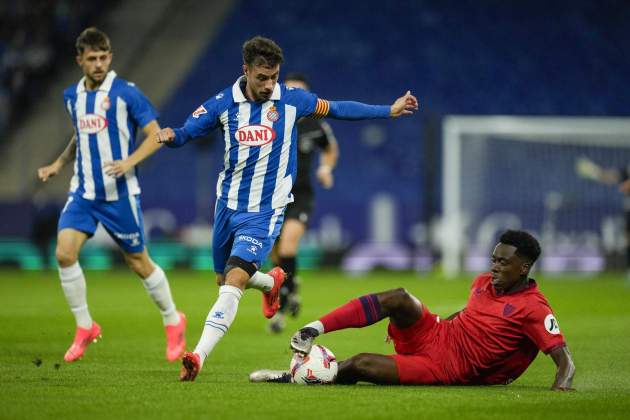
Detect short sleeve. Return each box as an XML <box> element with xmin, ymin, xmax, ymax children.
<box><xmin>125</xmin><ymin>84</ymin><xmax>159</xmax><ymax>128</ymax></box>
<box><xmin>521</xmin><ymin>300</ymin><xmax>566</xmax><ymax>354</ymax></box>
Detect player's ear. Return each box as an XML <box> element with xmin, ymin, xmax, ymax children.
<box><xmin>243</xmin><ymin>64</ymin><xmax>249</xmax><ymax>76</ymax></box>
<box><xmin>520</xmin><ymin>261</ymin><xmax>531</xmax><ymax>275</ymax></box>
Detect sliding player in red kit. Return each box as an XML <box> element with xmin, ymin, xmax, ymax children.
<box><xmin>250</xmin><ymin>230</ymin><xmax>576</xmax><ymax>390</ymax></box>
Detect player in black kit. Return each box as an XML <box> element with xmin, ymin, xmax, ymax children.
<box><xmin>269</xmin><ymin>73</ymin><xmax>339</xmax><ymax>333</ymax></box>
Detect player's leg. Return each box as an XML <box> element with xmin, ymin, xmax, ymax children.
<box><xmin>180</xmin><ymin>201</ymin><xmax>243</xmax><ymax>381</ymax></box>
<box><xmin>335</xmin><ymin>353</ymin><xmax>400</xmax><ymax>385</ymax></box>
<box><xmin>122</xmin><ymin>249</ymin><xmax>186</xmax><ymax>361</ymax></box>
<box><xmin>98</xmin><ymin>195</ymin><xmax>186</xmax><ymax>361</ymax></box>
<box><xmin>278</xmin><ymin>219</ymin><xmax>306</xmax><ymax>304</ymax></box>
<box><xmin>249</xmin><ymin>352</ymin><xmax>400</xmax><ymax>385</ymax></box>
<box><xmin>56</xmin><ymin>195</ymin><xmax>102</xmax><ymax>362</ymax></box>
<box><xmin>56</xmin><ymin>227</ymin><xmax>91</xmax><ymax>326</ymax></box>
<box><xmin>291</xmin><ymin>288</ymin><xmax>423</xmax><ymax>354</ymax></box>
<box><xmin>181</xmin><ymin>204</ymin><xmax>286</xmax><ymax>381</ymax></box>
<box><xmin>232</xmin><ymin>207</ymin><xmax>287</xmax><ymax>316</ymax></box>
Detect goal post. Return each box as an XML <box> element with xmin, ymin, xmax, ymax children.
<box><xmin>441</xmin><ymin>116</ymin><xmax>630</xmax><ymax>277</ymax></box>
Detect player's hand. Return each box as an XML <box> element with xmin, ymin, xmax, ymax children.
<box><xmin>316</xmin><ymin>165</ymin><xmax>334</xmax><ymax>189</ymax></box>
<box><xmin>37</xmin><ymin>161</ymin><xmax>62</xmax><ymax>182</ymax></box>
<box><xmin>156</xmin><ymin>127</ymin><xmax>176</xmax><ymax>143</ymax></box>
<box><xmin>620</xmin><ymin>179</ymin><xmax>630</xmax><ymax>194</ymax></box>
<box><xmin>574</xmin><ymin>156</ymin><xmax>602</xmax><ymax>181</ymax></box>
<box><xmin>103</xmin><ymin>160</ymin><xmax>132</xmax><ymax>178</ymax></box>
<box><xmin>390</xmin><ymin>90</ymin><xmax>419</xmax><ymax>118</ymax></box>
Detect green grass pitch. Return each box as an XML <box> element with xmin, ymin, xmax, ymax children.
<box><xmin>1</xmin><ymin>268</ymin><xmax>629</xmax><ymax>419</ymax></box>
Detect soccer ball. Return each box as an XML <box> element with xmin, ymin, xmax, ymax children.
<box><xmin>290</xmin><ymin>344</ymin><xmax>338</xmax><ymax>385</ymax></box>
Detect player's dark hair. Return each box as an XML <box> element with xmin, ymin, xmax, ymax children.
<box><xmin>76</xmin><ymin>27</ymin><xmax>111</xmax><ymax>55</ymax></box>
<box><xmin>242</xmin><ymin>36</ymin><xmax>284</xmax><ymax>68</ymax></box>
<box><xmin>499</xmin><ymin>230</ymin><xmax>541</xmax><ymax>264</ymax></box>
<box><xmin>284</xmin><ymin>72</ymin><xmax>309</xmax><ymax>87</ymax></box>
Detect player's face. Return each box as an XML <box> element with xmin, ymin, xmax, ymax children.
<box><xmin>490</xmin><ymin>243</ymin><xmax>529</xmax><ymax>293</ymax></box>
<box><xmin>243</xmin><ymin>63</ymin><xmax>280</xmax><ymax>102</ymax></box>
<box><xmin>76</xmin><ymin>47</ymin><xmax>112</xmax><ymax>87</ymax></box>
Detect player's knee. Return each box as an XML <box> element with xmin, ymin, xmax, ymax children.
<box><xmin>224</xmin><ymin>256</ymin><xmax>257</xmax><ymax>288</ymax></box>
<box><xmin>55</xmin><ymin>246</ymin><xmax>78</xmax><ymax>267</ymax></box>
<box><xmin>378</xmin><ymin>288</ymin><xmax>413</xmax><ymax>312</ymax></box>
<box><xmin>344</xmin><ymin>353</ymin><xmax>377</xmax><ymax>377</ymax></box>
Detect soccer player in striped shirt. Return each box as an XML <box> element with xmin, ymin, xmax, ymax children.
<box><xmin>156</xmin><ymin>36</ymin><xmax>418</xmax><ymax>381</ymax></box>
<box><xmin>37</xmin><ymin>28</ymin><xmax>186</xmax><ymax>363</ymax></box>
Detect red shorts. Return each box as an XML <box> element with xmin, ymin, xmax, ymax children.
<box><xmin>388</xmin><ymin>305</ymin><xmax>456</xmax><ymax>385</ymax></box>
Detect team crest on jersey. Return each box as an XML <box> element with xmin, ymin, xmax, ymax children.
<box><xmin>235</xmin><ymin>124</ymin><xmax>277</xmax><ymax>146</ymax></box>
<box><xmin>78</xmin><ymin>114</ymin><xmax>109</xmax><ymax>134</ymax></box>
<box><xmin>544</xmin><ymin>314</ymin><xmax>561</xmax><ymax>335</ymax></box>
<box><xmin>503</xmin><ymin>303</ymin><xmax>516</xmax><ymax>317</ymax></box>
<box><xmin>267</xmin><ymin>106</ymin><xmax>279</xmax><ymax>122</ymax></box>
<box><xmin>192</xmin><ymin>105</ymin><xmax>208</xmax><ymax>118</ymax></box>
<box><xmin>100</xmin><ymin>96</ymin><xmax>111</xmax><ymax>111</ymax></box>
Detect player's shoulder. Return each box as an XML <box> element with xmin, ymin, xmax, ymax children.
<box><xmin>186</xmin><ymin>86</ymin><xmax>232</xmax><ymax>121</ymax></box>
<box><xmin>192</xmin><ymin>86</ymin><xmax>232</xmax><ymax>114</ymax></box>
<box><xmin>63</xmin><ymin>83</ymin><xmax>78</xmax><ymax>99</ymax></box>
<box><xmin>204</xmin><ymin>86</ymin><xmax>232</xmax><ymax>108</ymax></box>
<box><xmin>111</xmin><ymin>76</ymin><xmax>145</xmax><ymax>96</ymax></box>
<box><xmin>281</xmin><ymin>84</ymin><xmax>316</xmax><ymax>104</ymax></box>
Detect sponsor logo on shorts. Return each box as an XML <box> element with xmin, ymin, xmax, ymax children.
<box><xmin>247</xmin><ymin>245</ymin><xmax>258</xmax><ymax>255</ymax></box>
<box><xmin>114</xmin><ymin>231</ymin><xmax>141</xmax><ymax>247</ymax></box>
<box><xmin>237</xmin><ymin>235</ymin><xmax>263</xmax><ymax>248</ymax></box>
<box><xmin>78</xmin><ymin>114</ymin><xmax>108</xmax><ymax>134</ymax></box>
<box><xmin>544</xmin><ymin>314</ymin><xmax>560</xmax><ymax>335</ymax></box>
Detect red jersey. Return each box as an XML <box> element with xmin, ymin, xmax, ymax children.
<box><xmin>448</xmin><ymin>273</ymin><xmax>566</xmax><ymax>384</ymax></box>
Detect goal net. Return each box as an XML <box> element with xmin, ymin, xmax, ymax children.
<box><xmin>441</xmin><ymin>116</ymin><xmax>630</xmax><ymax>276</ymax></box>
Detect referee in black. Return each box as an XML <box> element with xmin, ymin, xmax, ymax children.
<box><xmin>269</xmin><ymin>72</ymin><xmax>339</xmax><ymax>333</ymax></box>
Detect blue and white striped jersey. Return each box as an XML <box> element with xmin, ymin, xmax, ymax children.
<box><xmin>63</xmin><ymin>70</ymin><xmax>158</xmax><ymax>201</ymax></box>
<box><xmin>171</xmin><ymin>77</ymin><xmax>325</xmax><ymax>212</ymax></box>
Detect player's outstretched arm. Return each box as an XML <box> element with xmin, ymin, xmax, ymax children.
<box><xmin>104</xmin><ymin>120</ymin><xmax>163</xmax><ymax>178</ymax></box>
<box><xmin>37</xmin><ymin>134</ymin><xmax>77</xmax><ymax>182</ymax></box>
<box><xmin>389</xmin><ymin>91</ymin><xmax>419</xmax><ymax>118</ymax></box>
<box><xmin>318</xmin><ymin>91</ymin><xmax>419</xmax><ymax>121</ymax></box>
<box><xmin>549</xmin><ymin>345</ymin><xmax>576</xmax><ymax>391</ymax></box>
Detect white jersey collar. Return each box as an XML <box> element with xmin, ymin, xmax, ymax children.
<box><xmin>232</xmin><ymin>76</ymin><xmax>281</xmax><ymax>103</ymax></box>
<box><xmin>76</xmin><ymin>70</ymin><xmax>117</xmax><ymax>94</ymax></box>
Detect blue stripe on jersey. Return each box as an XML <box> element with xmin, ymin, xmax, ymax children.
<box><xmin>237</xmin><ymin>104</ymin><xmax>263</xmax><ymax>210</ymax></box>
<box><xmin>220</xmin><ymin>105</ymin><xmax>241</xmax><ymax>201</ymax></box>
<box><xmin>74</xmin><ymin>105</ymin><xmax>86</xmax><ymax>198</ymax></box>
<box><xmin>86</xmin><ymin>93</ymin><xmax>106</xmax><ymax>199</ymax></box>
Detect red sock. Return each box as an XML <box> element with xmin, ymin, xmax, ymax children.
<box><xmin>320</xmin><ymin>294</ymin><xmax>383</xmax><ymax>333</ymax></box>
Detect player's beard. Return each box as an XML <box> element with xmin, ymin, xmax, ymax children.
<box><xmin>257</xmin><ymin>90</ymin><xmax>272</xmax><ymax>101</ymax></box>
<box><xmin>88</xmin><ymin>70</ymin><xmax>106</xmax><ymax>86</ymax></box>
